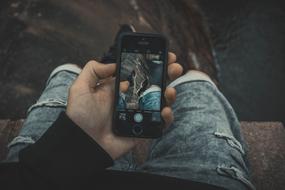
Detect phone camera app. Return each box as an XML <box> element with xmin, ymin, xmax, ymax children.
<box><xmin>117</xmin><ymin>51</ymin><xmax>163</xmax><ymax>124</ymax></box>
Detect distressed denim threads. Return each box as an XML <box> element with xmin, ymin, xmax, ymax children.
<box><xmin>7</xmin><ymin>64</ymin><xmax>81</xmax><ymax>162</ymax></box>
<box><xmin>6</xmin><ymin>67</ymin><xmax>254</xmax><ymax>190</ymax></box>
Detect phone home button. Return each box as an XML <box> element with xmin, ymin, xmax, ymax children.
<box><xmin>132</xmin><ymin>125</ymin><xmax>143</xmax><ymax>136</ymax></box>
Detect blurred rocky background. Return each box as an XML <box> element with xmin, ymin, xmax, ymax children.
<box><xmin>0</xmin><ymin>1</ymin><xmax>285</xmax><ymax>189</ymax></box>
<box><xmin>0</xmin><ymin>0</ymin><xmax>284</xmax><ymax>125</ymax></box>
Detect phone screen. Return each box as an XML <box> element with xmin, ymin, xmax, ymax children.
<box><xmin>113</xmin><ymin>34</ymin><xmax>167</xmax><ymax>138</ymax></box>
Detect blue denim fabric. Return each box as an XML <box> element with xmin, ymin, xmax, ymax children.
<box><xmin>137</xmin><ymin>82</ymin><xmax>254</xmax><ymax>190</ymax></box>
<box><xmin>118</xmin><ymin>91</ymin><xmax>160</xmax><ymax>111</ymax></box>
<box><xmin>113</xmin><ymin>81</ymin><xmax>255</xmax><ymax>190</ymax></box>
<box><xmin>6</xmin><ymin>70</ymin><xmax>78</xmax><ymax>162</ymax></box>
<box><xmin>6</xmin><ymin>68</ymin><xmax>254</xmax><ymax>190</ymax></box>
<box><xmin>139</xmin><ymin>91</ymin><xmax>160</xmax><ymax>111</ymax></box>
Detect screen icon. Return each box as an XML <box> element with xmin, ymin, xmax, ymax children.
<box><xmin>119</xmin><ymin>113</ymin><xmax>127</xmax><ymax>121</ymax></box>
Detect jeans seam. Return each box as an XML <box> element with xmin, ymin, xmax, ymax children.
<box><xmin>27</xmin><ymin>98</ymin><xmax>67</xmax><ymax>113</ymax></box>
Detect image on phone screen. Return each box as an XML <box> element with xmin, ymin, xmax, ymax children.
<box><xmin>116</xmin><ymin>50</ymin><xmax>163</xmax><ymax>125</ymax></box>
<box><xmin>113</xmin><ymin>34</ymin><xmax>167</xmax><ymax>138</ymax></box>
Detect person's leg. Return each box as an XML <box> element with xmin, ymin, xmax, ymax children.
<box><xmin>6</xmin><ymin>64</ymin><xmax>81</xmax><ymax>162</ymax></box>
<box><xmin>139</xmin><ymin>85</ymin><xmax>161</xmax><ymax>111</ymax></box>
<box><xmin>117</xmin><ymin>92</ymin><xmax>127</xmax><ymax>110</ymax></box>
<box><xmin>136</xmin><ymin>70</ymin><xmax>255</xmax><ymax>190</ymax></box>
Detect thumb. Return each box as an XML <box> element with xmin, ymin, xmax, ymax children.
<box><xmin>77</xmin><ymin>60</ymin><xmax>116</xmax><ymax>88</ymax></box>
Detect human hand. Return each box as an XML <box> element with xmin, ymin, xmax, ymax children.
<box><xmin>66</xmin><ymin>53</ymin><xmax>183</xmax><ymax>160</ymax></box>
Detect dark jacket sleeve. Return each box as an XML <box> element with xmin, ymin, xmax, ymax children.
<box><xmin>0</xmin><ymin>112</ymin><xmax>114</xmax><ymax>188</ymax></box>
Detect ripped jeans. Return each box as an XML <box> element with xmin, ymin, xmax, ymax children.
<box><xmin>118</xmin><ymin>85</ymin><xmax>161</xmax><ymax>111</ymax></box>
<box><xmin>6</xmin><ymin>65</ymin><xmax>255</xmax><ymax>190</ymax></box>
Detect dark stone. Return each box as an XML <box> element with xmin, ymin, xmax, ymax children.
<box><xmin>241</xmin><ymin>122</ymin><xmax>285</xmax><ymax>190</ymax></box>
<box><xmin>198</xmin><ymin>0</ymin><xmax>285</xmax><ymax>124</ymax></box>
<box><xmin>0</xmin><ymin>119</ymin><xmax>23</xmax><ymax>161</ymax></box>
<box><xmin>0</xmin><ymin>0</ymin><xmax>217</xmax><ymax>119</ymax></box>
<box><xmin>1</xmin><ymin>0</ymin><xmax>284</xmax><ymax>123</ymax></box>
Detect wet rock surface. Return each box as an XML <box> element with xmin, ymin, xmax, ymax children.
<box><xmin>0</xmin><ymin>0</ymin><xmax>284</xmax><ymax>124</ymax></box>
<box><xmin>241</xmin><ymin>122</ymin><xmax>285</xmax><ymax>190</ymax></box>
<box><xmin>198</xmin><ymin>0</ymin><xmax>285</xmax><ymax>123</ymax></box>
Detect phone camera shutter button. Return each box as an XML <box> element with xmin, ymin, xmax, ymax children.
<box><xmin>134</xmin><ymin>113</ymin><xmax>143</xmax><ymax>123</ymax></box>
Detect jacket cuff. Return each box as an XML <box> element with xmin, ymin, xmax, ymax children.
<box><xmin>19</xmin><ymin>112</ymin><xmax>113</xmax><ymax>181</ymax></box>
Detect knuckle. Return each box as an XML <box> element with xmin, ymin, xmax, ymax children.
<box><xmin>86</xmin><ymin>60</ymin><xmax>98</xmax><ymax>68</ymax></box>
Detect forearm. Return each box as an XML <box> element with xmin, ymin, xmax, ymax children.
<box><xmin>0</xmin><ymin>112</ymin><xmax>113</xmax><ymax>187</ymax></box>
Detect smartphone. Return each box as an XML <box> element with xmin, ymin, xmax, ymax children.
<box><xmin>113</xmin><ymin>33</ymin><xmax>168</xmax><ymax>138</ymax></box>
